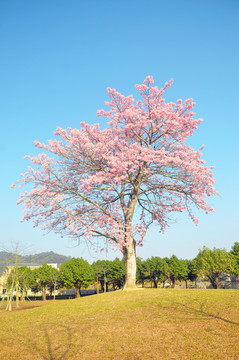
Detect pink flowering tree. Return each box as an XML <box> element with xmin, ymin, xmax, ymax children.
<box><xmin>12</xmin><ymin>76</ymin><xmax>216</xmax><ymax>289</ymax></box>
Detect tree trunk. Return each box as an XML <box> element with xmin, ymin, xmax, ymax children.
<box><xmin>21</xmin><ymin>290</ymin><xmax>25</xmax><ymax>303</ymax></box>
<box><xmin>96</xmin><ymin>273</ymin><xmax>99</xmax><ymax>294</ymax></box>
<box><xmin>210</xmin><ymin>276</ymin><xmax>220</xmax><ymax>289</ymax></box>
<box><xmin>15</xmin><ymin>281</ymin><xmax>20</xmax><ymax>308</ymax></box>
<box><xmin>122</xmin><ymin>241</ymin><xmax>137</xmax><ymax>290</ymax></box>
<box><xmin>42</xmin><ymin>287</ymin><xmax>47</xmax><ymax>301</ymax></box>
<box><xmin>171</xmin><ymin>279</ymin><xmax>175</xmax><ymax>288</ymax></box>
<box><xmin>153</xmin><ymin>279</ymin><xmax>158</xmax><ymax>288</ymax></box>
<box><xmin>53</xmin><ymin>283</ymin><xmax>56</xmax><ymax>301</ymax></box>
<box><xmin>100</xmin><ymin>280</ymin><xmax>104</xmax><ymax>292</ymax></box>
<box><xmin>8</xmin><ymin>292</ymin><xmax>12</xmax><ymax>311</ymax></box>
<box><xmin>75</xmin><ymin>284</ymin><xmax>81</xmax><ymax>298</ymax></box>
<box><xmin>8</xmin><ymin>281</ymin><xmax>14</xmax><ymax>311</ymax></box>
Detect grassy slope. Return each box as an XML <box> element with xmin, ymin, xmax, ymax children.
<box><xmin>0</xmin><ymin>289</ymin><xmax>238</xmax><ymax>360</ymax></box>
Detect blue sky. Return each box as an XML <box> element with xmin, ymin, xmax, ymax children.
<box><xmin>0</xmin><ymin>0</ymin><xmax>238</xmax><ymax>262</ymax></box>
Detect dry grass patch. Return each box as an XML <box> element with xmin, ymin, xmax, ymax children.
<box><xmin>0</xmin><ymin>289</ymin><xmax>238</xmax><ymax>359</ymax></box>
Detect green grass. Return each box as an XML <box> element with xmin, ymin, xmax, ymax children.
<box><xmin>0</xmin><ymin>289</ymin><xmax>238</xmax><ymax>359</ymax></box>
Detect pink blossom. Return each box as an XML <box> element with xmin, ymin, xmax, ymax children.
<box><xmin>12</xmin><ymin>76</ymin><xmax>216</xmax><ymax>257</ymax></box>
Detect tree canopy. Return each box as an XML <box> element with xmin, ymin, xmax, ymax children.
<box><xmin>17</xmin><ymin>266</ymin><xmax>35</xmax><ymax>295</ymax></box>
<box><xmin>147</xmin><ymin>257</ymin><xmax>170</xmax><ymax>288</ymax></box>
<box><xmin>60</xmin><ymin>257</ymin><xmax>94</xmax><ymax>297</ymax></box>
<box><xmin>33</xmin><ymin>264</ymin><xmax>59</xmax><ymax>300</ymax></box>
<box><xmin>196</xmin><ymin>246</ymin><xmax>237</xmax><ymax>289</ymax></box>
<box><xmin>166</xmin><ymin>255</ymin><xmax>188</xmax><ymax>288</ymax></box>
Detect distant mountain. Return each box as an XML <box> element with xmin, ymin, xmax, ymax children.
<box><xmin>22</xmin><ymin>251</ymin><xmax>72</xmax><ymax>265</ymax></box>
<box><xmin>0</xmin><ymin>251</ymin><xmax>71</xmax><ymax>269</ymax></box>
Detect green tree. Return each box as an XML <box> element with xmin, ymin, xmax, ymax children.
<box><xmin>47</xmin><ymin>267</ymin><xmax>62</xmax><ymax>300</ymax></box>
<box><xmin>196</xmin><ymin>246</ymin><xmax>237</xmax><ymax>289</ymax></box>
<box><xmin>146</xmin><ymin>257</ymin><xmax>162</xmax><ymax>288</ymax></box>
<box><xmin>185</xmin><ymin>259</ymin><xmax>199</xmax><ymax>287</ymax></box>
<box><xmin>136</xmin><ymin>258</ymin><xmax>149</xmax><ymax>287</ymax></box>
<box><xmin>17</xmin><ymin>266</ymin><xmax>34</xmax><ymax>300</ymax></box>
<box><xmin>179</xmin><ymin>259</ymin><xmax>193</xmax><ymax>288</ymax></box>
<box><xmin>230</xmin><ymin>242</ymin><xmax>239</xmax><ymax>275</ymax></box>
<box><xmin>159</xmin><ymin>258</ymin><xmax>171</xmax><ymax>287</ymax></box>
<box><xmin>60</xmin><ymin>258</ymin><xmax>94</xmax><ymax>298</ymax></box>
<box><xmin>110</xmin><ymin>258</ymin><xmax>125</xmax><ymax>290</ymax></box>
<box><xmin>91</xmin><ymin>260</ymin><xmax>112</xmax><ymax>293</ymax></box>
<box><xmin>7</xmin><ymin>265</ymin><xmax>33</xmax><ymax>308</ymax></box>
<box><xmin>33</xmin><ymin>264</ymin><xmax>59</xmax><ymax>301</ymax></box>
<box><xmin>167</xmin><ymin>255</ymin><xmax>188</xmax><ymax>288</ymax></box>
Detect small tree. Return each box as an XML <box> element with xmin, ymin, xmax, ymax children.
<box><xmin>91</xmin><ymin>260</ymin><xmax>112</xmax><ymax>292</ymax></box>
<box><xmin>196</xmin><ymin>246</ymin><xmax>237</xmax><ymax>289</ymax></box>
<box><xmin>136</xmin><ymin>258</ymin><xmax>149</xmax><ymax>287</ymax></box>
<box><xmin>179</xmin><ymin>260</ymin><xmax>190</xmax><ymax>288</ymax></box>
<box><xmin>3</xmin><ymin>243</ymin><xmax>29</xmax><ymax>309</ymax></box>
<box><xmin>185</xmin><ymin>259</ymin><xmax>199</xmax><ymax>287</ymax></box>
<box><xmin>17</xmin><ymin>266</ymin><xmax>34</xmax><ymax>301</ymax></box>
<box><xmin>159</xmin><ymin>258</ymin><xmax>171</xmax><ymax>287</ymax></box>
<box><xmin>6</xmin><ymin>269</ymin><xmax>17</xmax><ymax>310</ymax></box>
<box><xmin>60</xmin><ymin>258</ymin><xmax>94</xmax><ymax>298</ymax></box>
<box><xmin>147</xmin><ymin>257</ymin><xmax>168</xmax><ymax>288</ymax></box>
<box><xmin>48</xmin><ymin>267</ymin><xmax>62</xmax><ymax>300</ymax></box>
<box><xmin>110</xmin><ymin>258</ymin><xmax>125</xmax><ymax>290</ymax></box>
<box><xmin>33</xmin><ymin>264</ymin><xmax>57</xmax><ymax>301</ymax></box>
<box><xmin>167</xmin><ymin>255</ymin><xmax>188</xmax><ymax>288</ymax></box>
<box><xmin>13</xmin><ymin>76</ymin><xmax>216</xmax><ymax>289</ymax></box>
<box><xmin>230</xmin><ymin>242</ymin><xmax>239</xmax><ymax>276</ymax></box>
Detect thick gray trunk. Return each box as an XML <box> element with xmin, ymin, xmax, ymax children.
<box><xmin>122</xmin><ymin>241</ymin><xmax>137</xmax><ymax>290</ymax></box>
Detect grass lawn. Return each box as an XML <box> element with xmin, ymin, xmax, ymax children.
<box><xmin>0</xmin><ymin>289</ymin><xmax>238</xmax><ymax>359</ymax></box>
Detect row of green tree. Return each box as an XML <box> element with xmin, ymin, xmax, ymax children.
<box><xmin>7</xmin><ymin>257</ymin><xmax>125</xmax><ymax>300</ymax></box>
<box><xmin>136</xmin><ymin>243</ymin><xmax>239</xmax><ymax>289</ymax></box>
<box><xmin>7</xmin><ymin>242</ymin><xmax>239</xmax><ymax>300</ymax></box>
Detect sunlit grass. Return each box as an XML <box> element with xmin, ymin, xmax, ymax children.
<box><xmin>0</xmin><ymin>289</ymin><xmax>238</xmax><ymax>359</ymax></box>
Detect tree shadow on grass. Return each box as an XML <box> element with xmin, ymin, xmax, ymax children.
<box><xmin>34</xmin><ymin>326</ymin><xmax>75</xmax><ymax>360</ymax></box>
<box><xmin>14</xmin><ymin>323</ymin><xmax>80</xmax><ymax>360</ymax></box>
<box><xmin>172</xmin><ymin>300</ymin><xmax>239</xmax><ymax>326</ymax></box>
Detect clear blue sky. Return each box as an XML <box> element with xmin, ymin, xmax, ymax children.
<box><xmin>0</xmin><ymin>0</ymin><xmax>238</xmax><ymax>262</ymax></box>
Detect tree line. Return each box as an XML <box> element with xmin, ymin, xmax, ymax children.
<box><xmin>5</xmin><ymin>242</ymin><xmax>239</xmax><ymax>301</ymax></box>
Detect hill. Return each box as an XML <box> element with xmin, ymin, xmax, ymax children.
<box><xmin>0</xmin><ymin>250</ymin><xmax>71</xmax><ymax>268</ymax></box>
<box><xmin>0</xmin><ymin>289</ymin><xmax>238</xmax><ymax>359</ymax></box>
